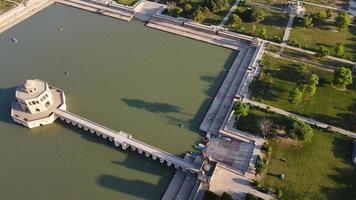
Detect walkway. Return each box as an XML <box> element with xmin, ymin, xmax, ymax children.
<box><xmin>282</xmin><ymin>15</ymin><xmax>294</xmax><ymax>42</ymax></box>
<box><xmin>53</xmin><ymin>108</ymin><xmax>200</xmax><ymax>173</ymax></box>
<box><xmin>242</xmin><ymin>98</ymin><xmax>356</xmax><ymax>139</ymax></box>
<box><xmin>219</xmin><ymin>0</ymin><xmax>240</xmax><ymax>26</ymax></box>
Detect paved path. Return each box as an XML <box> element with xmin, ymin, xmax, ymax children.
<box><xmin>242</xmin><ymin>98</ymin><xmax>356</xmax><ymax>139</ymax></box>
<box><xmin>209</xmin><ymin>165</ymin><xmax>273</xmax><ymax>200</ymax></box>
<box><xmin>282</xmin><ymin>15</ymin><xmax>294</xmax><ymax>42</ymax></box>
<box><xmin>219</xmin><ymin>0</ymin><xmax>240</xmax><ymax>26</ymax></box>
<box><xmin>54</xmin><ymin>108</ymin><xmax>200</xmax><ymax>173</ymax></box>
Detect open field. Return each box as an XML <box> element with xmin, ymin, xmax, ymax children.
<box><xmin>263</xmin><ymin>130</ymin><xmax>356</xmax><ymax>200</ymax></box>
<box><xmin>235</xmin><ymin>107</ymin><xmax>356</xmax><ymax>200</ymax></box>
<box><xmin>251</xmin><ymin>54</ymin><xmax>356</xmax><ymax>132</ymax></box>
<box><xmin>225</xmin><ymin>4</ymin><xmax>288</xmax><ymax>42</ymax></box>
<box><xmin>289</xmin><ymin>18</ymin><xmax>356</xmax><ymax>61</ymax></box>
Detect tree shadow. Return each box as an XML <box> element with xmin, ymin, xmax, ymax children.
<box><xmin>259</xmin><ymin>15</ymin><xmax>287</xmax><ymax>28</ymax></box>
<box><xmin>0</xmin><ymin>87</ymin><xmax>17</xmax><ymax>125</ymax></box>
<box><xmin>96</xmin><ymin>174</ymin><xmax>171</xmax><ymax>200</ymax></box>
<box><xmin>336</xmin><ymin>99</ymin><xmax>356</xmax><ymax>132</ymax></box>
<box><xmin>320</xmin><ymin>167</ymin><xmax>356</xmax><ymax>200</ymax></box>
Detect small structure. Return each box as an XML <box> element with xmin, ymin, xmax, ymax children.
<box><xmin>352</xmin><ymin>141</ymin><xmax>356</xmax><ymax>164</ymax></box>
<box><xmin>11</xmin><ymin>79</ymin><xmax>66</xmax><ymax>128</ymax></box>
<box><xmin>251</xmin><ymin>37</ymin><xmax>262</xmax><ymax>47</ymax></box>
<box><xmin>285</xmin><ymin>1</ymin><xmax>306</xmax><ymax>18</ymax></box>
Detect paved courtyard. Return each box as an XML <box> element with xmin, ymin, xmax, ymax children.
<box><xmin>205</xmin><ymin>136</ymin><xmax>254</xmax><ymax>172</ymax></box>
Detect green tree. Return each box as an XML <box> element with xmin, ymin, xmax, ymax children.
<box><xmin>335</xmin><ymin>43</ymin><xmax>345</xmax><ymax>58</ymax></box>
<box><xmin>228</xmin><ymin>13</ymin><xmax>242</xmax><ymax>27</ymax></box>
<box><xmin>335</xmin><ymin>12</ymin><xmax>352</xmax><ymax>31</ymax></box>
<box><xmin>317</xmin><ymin>45</ymin><xmax>330</xmax><ymax>59</ymax></box>
<box><xmin>206</xmin><ymin>0</ymin><xmax>229</xmax><ymax>12</ymax></box>
<box><xmin>251</xmin><ymin>8</ymin><xmax>265</xmax><ymax>22</ymax></box>
<box><xmin>290</xmin><ymin>87</ymin><xmax>303</xmax><ymax>104</ymax></box>
<box><xmin>298</xmin><ymin>63</ymin><xmax>309</xmax><ymax>75</ymax></box>
<box><xmin>184</xmin><ymin>3</ymin><xmax>192</xmax><ymax>13</ymax></box>
<box><xmin>193</xmin><ymin>8</ymin><xmax>204</xmax><ymax>22</ymax></box>
<box><xmin>334</xmin><ymin>67</ymin><xmax>353</xmax><ymax>89</ymax></box>
<box><xmin>260</xmin><ymin>27</ymin><xmax>267</xmax><ymax>38</ymax></box>
<box><xmin>233</xmin><ymin>101</ymin><xmax>250</xmax><ymax>120</ymax></box>
<box><xmin>287</xmin><ymin>118</ymin><xmax>313</xmax><ymax>143</ymax></box>
<box><xmin>221</xmin><ymin>192</ymin><xmax>233</xmax><ymax>200</ymax></box>
<box><xmin>308</xmin><ymin>74</ymin><xmax>319</xmax><ymax>86</ymax></box>
<box><xmin>303</xmin><ymin>16</ymin><xmax>314</xmax><ymax>29</ymax></box>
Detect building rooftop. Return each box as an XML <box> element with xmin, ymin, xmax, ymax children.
<box><xmin>15</xmin><ymin>79</ymin><xmax>47</xmax><ymax>100</ymax></box>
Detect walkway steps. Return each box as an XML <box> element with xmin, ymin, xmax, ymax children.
<box><xmin>175</xmin><ymin>173</ymin><xmax>196</xmax><ymax>200</ymax></box>
<box><xmin>56</xmin><ymin>0</ymin><xmax>133</xmax><ymax>21</ymax></box>
<box><xmin>161</xmin><ymin>170</ymin><xmax>186</xmax><ymax>200</ymax></box>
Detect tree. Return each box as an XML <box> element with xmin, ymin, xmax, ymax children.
<box><xmin>303</xmin><ymin>16</ymin><xmax>314</xmax><ymax>29</ymax></box>
<box><xmin>259</xmin><ymin>117</ymin><xmax>273</xmax><ymax>138</ymax></box>
<box><xmin>316</xmin><ymin>45</ymin><xmax>330</xmax><ymax>59</ymax></box>
<box><xmin>298</xmin><ymin>63</ymin><xmax>309</xmax><ymax>75</ymax></box>
<box><xmin>336</xmin><ymin>43</ymin><xmax>345</xmax><ymax>58</ymax></box>
<box><xmin>228</xmin><ymin>13</ymin><xmax>242</xmax><ymax>27</ymax></box>
<box><xmin>308</xmin><ymin>74</ymin><xmax>319</xmax><ymax>86</ymax></box>
<box><xmin>184</xmin><ymin>3</ymin><xmax>192</xmax><ymax>13</ymax></box>
<box><xmin>193</xmin><ymin>8</ymin><xmax>204</xmax><ymax>22</ymax></box>
<box><xmin>260</xmin><ymin>27</ymin><xmax>267</xmax><ymax>38</ymax></box>
<box><xmin>290</xmin><ymin>87</ymin><xmax>303</xmax><ymax>104</ymax></box>
<box><xmin>233</xmin><ymin>101</ymin><xmax>250</xmax><ymax>120</ymax></box>
<box><xmin>206</xmin><ymin>0</ymin><xmax>229</xmax><ymax>12</ymax></box>
<box><xmin>334</xmin><ymin>67</ymin><xmax>353</xmax><ymax>89</ymax></box>
<box><xmin>221</xmin><ymin>192</ymin><xmax>233</xmax><ymax>200</ymax></box>
<box><xmin>251</xmin><ymin>8</ymin><xmax>265</xmax><ymax>22</ymax></box>
<box><xmin>287</xmin><ymin>118</ymin><xmax>313</xmax><ymax>143</ymax></box>
<box><xmin>335</xmin><ymin>12</ymin><xmax>352</xmax><ymax>31</ymax></box>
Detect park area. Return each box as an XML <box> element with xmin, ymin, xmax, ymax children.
<box><xmin>159</xmin><ymin>0</ymin><xmax>234</xmax><ymax>25</ymax></box>
<box><xmin>234</xmin><ymin>106</ymin><xmax>356</xmax><ymax>200</ymax></box>
<box><xmin>0</xmin><ymin>0</ymin><xmax>15</xmax><ymax>14</ymax></box>
<box><xmin>289</xmin><ymin>16</ymin><xmax>356</xmax><ymax>61</ymax></box>
<box><xmin>224</xmin><ymin>3</ymin><xmax>288</xmax><ymax>42</ymax></box>
<box><xmin>250</xmin><ymin>54</ymin><xmax>356</xmax><ymax>132</ymax></box>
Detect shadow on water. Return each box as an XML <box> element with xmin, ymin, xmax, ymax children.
<box><xmin>121</xmin><ymin>98</ymin><xmax>183</xmax><ymax>114</ymax></box>
<box><xmin>59</xmin><ymin>121</ymin><xmax>174</xmax><ymax>199</ymax></box>
<box><xmin>0</xmin><ymin>87</ymin><xmax>17</xmax><ymax>124</ymax></box>
<box><xmin>96</xmin><ymin>174</ymin><xmax>171</xmax><ymax>200</ymax></box>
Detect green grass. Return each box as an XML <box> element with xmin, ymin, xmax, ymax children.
<box><xmin>0</xmin><ymin>0</ymin><xmax>15</xmax><ymax>13</ymax></box>
<box><xmin>114</xmin><ymin>0</ymin><xmax>138</xmax><ymax>6</ymax></box>
<box><xmin>251</xmin><ymin>54</ymin><xmax>356</xmax><ymax>132</ymax></box>
<box><xmin>289</xmin><ymin>18</ymin><xmax>356</xmax><ymax>61</ymax></box>
<box><xmin>262</xmin><ymin>130</ymin><xmax>356</xmax><ymax>200</ymax></box>
<box><xmin>225</xmin><ymin>4</ymin><xmax>288</xmax><ymax>42</ymax></box>
<box><xmin>235</xmin><ymin>107</ymin><xmax>356</xmax><ymax>200</ymax></box>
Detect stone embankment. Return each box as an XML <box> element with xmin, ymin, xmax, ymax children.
<box><xmin>0</xmin><ymin>0</ymin><xmax>54</xmax><ymax>33</ymax></box>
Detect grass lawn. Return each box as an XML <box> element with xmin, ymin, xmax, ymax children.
<box><xmin>0</xmin><ymin>0</ymin><xmax>15</xmax><ymax>13</ymax></box>
<box><xmin>114</xmin><ymin>0</ymin><xmax>138</xmax><ymax>6</ymax></box>
<box><xmin>235</xmin><ymin>107</ymin><xmax>356</xmax><ymax>200</ymax></box>
<box><xmin>225</xmin><ymin>4</ymin><xmax>288</xmax><ymax>42</ymax></box>
<box><xmin>160</xmin><ymin>0</ymin><xmax>234</xmax><ymax>25</ymax></box>
<box><xmin>251</xmin><ymin>54</ymin><xmax>356</xmax><ymax>132</ymax></box>
<box><xmin>263</xmin><ymin>131</ymin><xmax>356</xmax><ymax>200</ymax></box>
<box><xmin>289</xmin><ymin>18</ymin><xmax>356</xmax><ymax>61</ymax></box>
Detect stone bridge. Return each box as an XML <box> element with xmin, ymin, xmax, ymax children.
<box><xmin>53</xmin><ymin>108</ymin><xmax>201</xmax><ymax>174</ymax></box>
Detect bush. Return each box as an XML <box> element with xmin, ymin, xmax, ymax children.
<box><xmin>287</xmin><ymin>118</ymin><xmax>313</xmax><ymax>143</ymax></box>
<box><xmin>246</xmin><ymin>193</ymin><xmax>262</xmax><ymax>200</ymax></box>
<box><xmin>221</xmin><ymin>192</ymin><xmax>233</xmax><ymax>200</ymax></box>
<box><xmin>316</xmin><ymin>45</ymin><xmax>330</xmax><ymax>59</ymax></box>
<box><xmin>206</xmin><ymin>0</ymin><xmax>230</xmax><ymax>12</ymax></box>
<box><xmin>193</xmin><ymin>8</ymin><xmax>204</xmax><ymax>22</ymax></box>
<box><xmin>228</xmin><ymin>13</ymin><xmax>242</xmax><ymax>27</ymax></box>
<box><xmin>276</xmin><ymin>189</ymin><xmax>283</xmax><ymax>198</ymax></box>
<box><xmin>334</xmin><ymin>67</ymin><xmax>353</xmax><ymax>89</ymax></box>
<box><xmin>255</xmin><ymin>155</ymin><xmax>266</xmax><ymax>174</ymax></box>
<box><xmin>251</xmin><ymin>7</ymin><xmax>266</xmax><ymax>22</ymax></box>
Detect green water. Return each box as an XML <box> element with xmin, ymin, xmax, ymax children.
<box><xmin>0</xmin><ymin>4</ymin><xmax>237</xmax><ymax>200</ymax></box>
